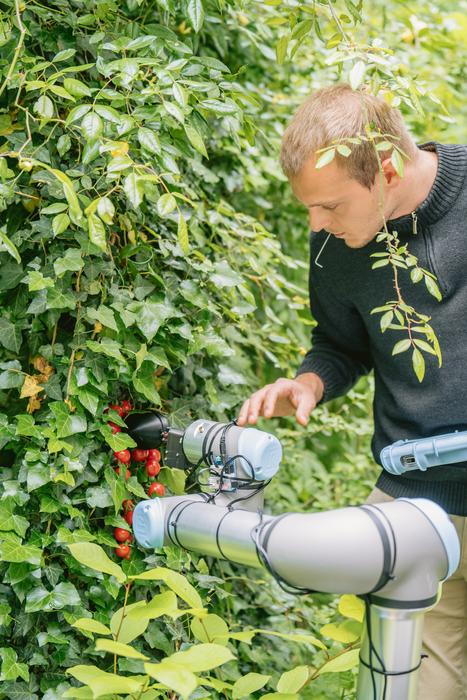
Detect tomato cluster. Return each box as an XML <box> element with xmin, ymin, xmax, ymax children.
<box><xmin>107</xmin><ymin>401</ymin><xmax>166</xmax><ymax>560</ymax></box>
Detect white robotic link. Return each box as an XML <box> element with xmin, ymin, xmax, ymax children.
<box><xmin>125</xmin><ymin>412</ymin><xmax>461</xmax><ymax>700</ymax></box>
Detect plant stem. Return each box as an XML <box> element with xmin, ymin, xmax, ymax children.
<box><xmin>0</xmin><ymin>0</ymin><xmax>26</xmax><ymax>100</ymax></box>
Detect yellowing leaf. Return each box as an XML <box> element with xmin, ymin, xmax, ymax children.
<box><xmin>316</xmin><ymin>648</ymin><xmax>360</xmax><ymax>675</ymax></box>
<box><xmin>72</xmin><ymin>618</ymin><xmax>112</xmax><ymax>636</ymax></box>
<box><xmin>338</xmin><ymin>594</ymin><xmax>365</xmax><ymax>622</ymax></box>
<box><xmin>95</xmin><ymin>638</ymin><xmax>149</xmax><ymax>660</ymax></box>
<box><xmin>67</xmin><ymin>543</ymin><xmax>126</xmax><ymax>583</ymax></box>
<box><xmin>129</xmin><ymin>567</ymin><xmax>202</xmax><ymax>608</ymax></box>
<box><xmin>20</xmin><ymin>375</ymin><xmax>45</xmax><ymax>399</ymax></box>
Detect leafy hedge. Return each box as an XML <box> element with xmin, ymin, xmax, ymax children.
<box><xmin>0</xmin><ymin>0</ymin><xmax>465</xmax><ymax>698</ymax></box>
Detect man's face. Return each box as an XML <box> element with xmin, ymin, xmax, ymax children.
<box><xmin>290</xmin><ymin>155</ymin><xmax>389</xmax><ymax>249</ymax></box>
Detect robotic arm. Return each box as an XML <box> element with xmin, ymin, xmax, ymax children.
<box><xmin>126</xmin><ymin>412</ymin><xmax>460</xmax><ymax>700</ymax></box>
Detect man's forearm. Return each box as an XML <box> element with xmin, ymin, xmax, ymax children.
<box><xmin>295</xmin><ymin>372</ymin><xmax>325</xmax><ymax>404</ymax></box>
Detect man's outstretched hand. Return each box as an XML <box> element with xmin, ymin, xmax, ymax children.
<box><xmin>236</xmin><ymin>373</ymin><xmax>324</xmax><ymax>427</ymax></box>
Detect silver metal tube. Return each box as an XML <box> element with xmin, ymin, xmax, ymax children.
<box><xmin>357</xmin><ymin>604</ymin><xmax>427</xmax><ymax>700</ymax></box>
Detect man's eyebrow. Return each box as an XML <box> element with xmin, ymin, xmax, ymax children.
<box><xmin>306</xmin><ymin>200</ymin><xmax>340</xmax><ymax>207</ymax></box>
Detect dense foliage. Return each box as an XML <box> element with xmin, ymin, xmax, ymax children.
<box><xmin>0</xmin><ymin>0</ymin><xmax>465</xmax><ymax>698</ymax></box>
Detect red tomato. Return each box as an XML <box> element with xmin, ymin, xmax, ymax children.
<box><xmin>115</xmin><ymin>467</ymin><xmax>131</xmax><ymax>481</ymax></box>
<box><xmin>107</xmin><ymin>404</ymin><xmax>125</xmax><ymax>417</ymax></box>
<box><xmin>148</xmin><ymin>482</ymin><xmax>165</xmax><ymax>498</ymax></box>
<box><xmin>115</xmin><ymin>544</ymin><xmax>130</xmax><ymax>558</ymax></box>
<box><xmin>146</xmin><ymin>460</ymin><xmax>160</xmax><ymax>477</ymax></box>
<box><xmin>114</xmin><ymin>527</ymin><xmax>130</xmax><ymax>543</ymax></box>
<box><xmin>124</xmin><ymin>510</ymin><xmax>133</xmax><ymax>526</ymax></box>
<box><xmin>114</xmin><ymin>449</ymin><xmax>131</xmax><ymax>464</ymax></box>
<box><xmin>147</xmin><ymin>448</ymin><xmax>161</xmax><ymax>461</ymax></box>
<box><xmin>127</xmin><ymin>534</ymin><xmax>134</xmax><ymax>543</ymax></box>
<box><xmin>109</xmin><ymin>422</ymin><xmax>121</xmax><ymax>434</ymax></box>
<box><xmin>120</xmin><ymin>400</ymin><xmax>133</xmax><ymax>414</ymax></box>
<box><xmin>122</xmin><ymin>499</ymin><xmax>134</xmax><ymax>512</ymax></box>
<box><xmin>132</xmin><ymin>449</ymin><xmax>149</xmax><ymax>462</ymax></box>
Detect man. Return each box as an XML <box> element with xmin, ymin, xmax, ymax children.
<box><xmin>236</xmin><ymin>84</ymin><xmax>467</xmax><ymax>699</ymax></box>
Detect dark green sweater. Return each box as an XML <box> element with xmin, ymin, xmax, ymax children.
<box><xmin>295</xmin><ymin>142</ymin><xmax>467</xmax><ymax>515</ymax></box>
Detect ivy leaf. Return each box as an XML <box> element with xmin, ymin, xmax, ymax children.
<box><xmin>50</xmin><ymin>402</ymin><xmax>87</xmax><ymax>438</ymax></box>
<box><xmin>0</xmin><ymin>648</ymin><xmax>29</xmax><ymax>682</ymax></box>
<box><xmin>0</xmin><ymin>538</ymin><xmax>42</xmax><ymax>565</ymax></box>
<box><xmin>0</xmin><ymin>318</ymin><xmax>22</xmax><ymax>353</ymax></box>
<box><xmin>0</xmin><ymin>501</ymin><xmax>29</xmax><ymax>538</ymax></box>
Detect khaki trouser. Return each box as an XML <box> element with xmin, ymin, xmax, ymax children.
<box><xmin>366</xmin><ymin>487</ymin><xmax>467</xmax><ymax>700</ymax></box>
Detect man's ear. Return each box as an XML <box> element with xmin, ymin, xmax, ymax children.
<box><xmin>380</xmin><ymin>156</ymin><xmax>400</xmax><ymax>187</ymax></box>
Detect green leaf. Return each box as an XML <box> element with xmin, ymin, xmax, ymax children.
<box><xmin>184</xmin><ymin>122</ymin><xmax>207</xmax><ymax>158</ymax></box>
<box><xmin>144</xmin><ymin>662</ymin><xmax>198</xmax><ymax>699</ymax></box>
<box><xmin>72</xmin><ymin>618</ymin><xmax>112</xmax><ymax>636</ymax></box>
<box><xmin>191</xmin><ymin>614</ymin><xmax>229</xmax><ymax>645</ymax></box>
<box><xmin>129</xmin><ymin>567</ymin><xmax>203</xmax><ymax>608</ymax></box>
<box><xmin>254</xmin><ymin>629</ymin><xmax>326</xmax><ymax>649</ymax></box>
<box><xmin>124</xmin><ymin>173</ymin><xmax>143</xmax><ymax>208</ymax></box>
<box><xmin>34</xmin><ymin>95</ymin><xmax>54</xmax><ymax>119</ymax></box>
<box><xmin>349</xmin><ymin>60</ymin><xmax>366</xmax><ymax>89</ymax></box>
<box><xmin>156</xmin><ymin>193</ymin><xmax>177</xmax><ymax>217</ymax></box>
<box><xmin>110</xmin><ymin>601</ymin><xmax>149</xmax><ymax>644</ymax></box>
<box><xmin>86</xmin><ymin>305</ymin><xmax>118</xmax><ymax>331</ymax></box>
<box><xmin>95</xmin><ymin>638</ymin><xmax>149</xmax><ymax>660</ymax></box>
<box><xmin>96</xmin><ymin>197</ymin><xmax>115</xmax><ymax>224</ymax></box>
<box><xmin>276</xmin><ymin>35</ymin><xmax>289</xmax><ymax>64</ymax></box>
<box><xmin>336</xmin><ymin>144</ymin><xmax>351</xmax><ymax>157</ymax></box>
<box><xmin>88</xmin><ymin>213</ymin><xmax>107</xmax><ymax>251</ymax></box>
<box><xmin>67</xmin><ymin>543</ymin><xmax>126</xmax><ymax>584</ymax></box>
<box><xmin>27</xmin><ymin>271</ymin><xmax>54</xmax><ymax>290</ymax></box>
<box><xmin>410</xmin><ymin>267</ymin><xmax>423</xmax><ymax>283</ymax></box>
<box><xmin>424</xmin><ymin>275</ymin><xmax>442</xmax><ymax>301</ymax></box>
<box><xmin>65</xmin><ymin>104</ymin><xmax>92</xmax><ymax>126</ymax></box>
<box><xmin>316</xmin><ymin>648</ymin><xmax>360</xmax><ymax>675</ymax></box>
<box><xmin>167</xmin><ymin>643</ymin><xmax>234</xmax><ymax>672</ymax></box>
<box><xmin>412</xmin><ymin>347</ymin><xmax>425</xmax><ymax>382</ymax></box>
<box><xmin>54</xmin><ymin>248</ymin><xmax>83</xmax><ymax>277</ymax></box>
<box><xmin>413</xmin><ymin>339</ymin><xmax>437</xmax><ymax>355</ymax></box>
<box><xmin>187</xmin><ymin>0</ymin><xmax>205</xmax><ymax>32</ymax></box>
<box><xmin>392</xmin><ymin>339</ymin><xmax>411</xmax><ymax>355</ymax></box>
<box><xmin>177</xmin><ymin>213</ymin><xmax>189</xmax><ymax>254</ymax></box>
<box><xmin>50</xmin><ymin>402</ymin><xmax>87</xmax><ymax>438</ymax></box>
<box><xmin>0</xmin><ymin>501</ymin><xmax>29</xmax><ymax>538</ymax></box>
<box><xmin>0</xmin><ymin>538</ymin><xmax>42</xmax><ymax>565</ymax></box>
<box><xmin>66</xmin><ymin>665</ymin><xmax>144</xmax><ymax>698</ymax></box>
<box><xmin>64</xmin><ymin>78</ymin><xmax>92</xmax><ymax>98</ymax></box>
<box><xmin>320</xmin><ymin>619</ymin><xmax>362</xmax><ymax>643</ymax></box>
<box><xmin>391</xmin><ymin>149</ymin><xmax>404</xmax><ymax>178</ymax></box>
<box><xmin>277</xmin><ymin>666</ymin><xmax>309</xmax><ymax>693</ymax></box>
<box><xmin>0</xmin><ymin>229</ymin><xmax>21</xmax><ymax>263</ymax></box>
<box><xmin>315</xmin><ymin>149</ymin><xmax>335</xmax><ymax>169</ymax></box>
<box><xmin>81</xmin><ymin>112</ymin><xmax>103</xmax><ymax>140</ymax></box>
<box><xmin>100</xmin><ymin>426</ymin><xmax>136</xmax><ymax>451</ymax></box>
<box><xmin>380</xmin><ymin>310</ymin><xmax>394</xmax><ymax>332</ymax></box>
<box><xmin>0</xmin><ymin>647</ymin><xmax>29</xmax><ymax>682</ymax></box>
<box><xmin>262</xmin><ymin>695</ymin><xmax>298</xmax><ymax>700</ymax></box>
<box><xmin>0</xmin><ymin>318</ymin><xmax>22</xmax><ymax>353</ymax></box>
<box><xmin>232</xmin><ymin>673</ymin><xmax>271</xmax><ymax>699</ymax></box>
<box><xmin>52</xmin><ymin>212</ymin><xmax>70</xmax><ymax>236</ymax></box>
<box><xmin>138</xmin><ymin>127</ymin><xmax>161</xmax><ymax>155</ymax></box>
<box><xmin>338</xmin><ymin>594</ymin><xmax>365</xmax><ymax>622</ymax></box>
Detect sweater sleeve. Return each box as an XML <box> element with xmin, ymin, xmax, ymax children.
<box><xmin>295</xmin><ymin>235</ymin><xmax>373</xmax><ymax>402</ymax></box>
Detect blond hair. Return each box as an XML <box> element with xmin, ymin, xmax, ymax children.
<box><xmin>280</xmin><ymin>84</ymin><xmax>418</xmax><ymax>188</ymax></box>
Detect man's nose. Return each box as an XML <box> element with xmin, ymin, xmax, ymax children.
<box><xmin>309</xmin><ymin>207</ymin><xmax>330</xmax><ymax>232</ymax></box>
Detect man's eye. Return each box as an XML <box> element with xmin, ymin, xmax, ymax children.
<box><xmin>323</xmin><ymin>205</ymin><xmax>337</xmax><ymax>211</ymax></box>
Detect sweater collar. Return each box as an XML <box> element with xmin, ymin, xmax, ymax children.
<box><xmin>386</xmin><ymin>142</ymin><xmax>467</xmax><ymax>236</ymax></box>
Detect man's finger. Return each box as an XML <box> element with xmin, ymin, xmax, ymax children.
<box><xmin>236</xmin><ymin>399</ymin><xmax>250</xmax><ymax>426</ymax></box>
<box><xmin>295</xmin><ymin>391</ymin><xmax>317</xmax><ymax>425</ymax></box>
<box><xmin>263</xmin><ymin>384</ymin><xmax>285</xmax><ymax>417</ymax></box>
<box><xmin>245</xmin><ymin>387</ymin><xmax>269</xmax><ymax>424</ymax></box>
